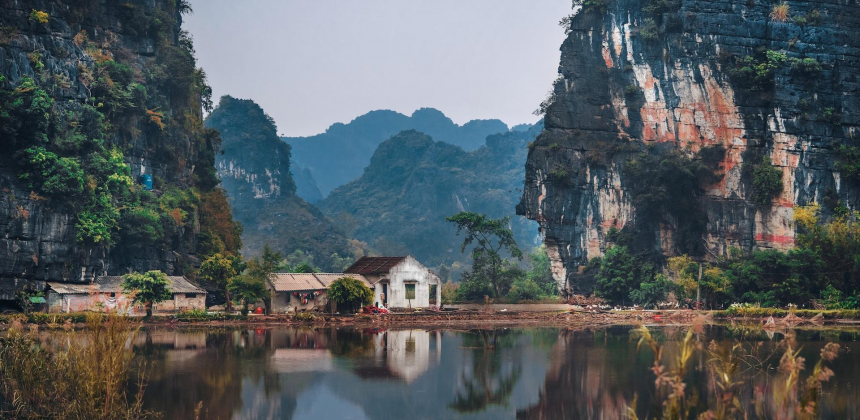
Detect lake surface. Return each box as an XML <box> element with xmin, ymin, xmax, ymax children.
<box><xmin>134</xmin><ymin>325</ymin><xmax>860</xmax><ymax>419</ymax></box>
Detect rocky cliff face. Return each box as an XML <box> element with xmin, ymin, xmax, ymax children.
<box><xmin>518</xmin><ymin>0</ymin><xmax>860</xmax><ymax>293</ymax></box>
<box><xmin>0</xmin><ymin>0</ymin><xmax>235</xmax><ymax>298</ymax></box>
<box><xmin>206</xmin><ymin>96</ymin><xmax>354</xmax><ymax>271</ymax></box>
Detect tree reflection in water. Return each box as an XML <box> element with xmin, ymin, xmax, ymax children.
<box><xmin>136</xmin><ymin>328</ymin><xmax>282</xmax><ymax>419</ymax></box>
<box><xmin>450</xmin><ymin>329</ymin><xmax>524</xmax><ymax>413</ymax></box>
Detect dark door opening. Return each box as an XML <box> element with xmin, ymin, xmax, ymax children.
<box><xmin>382</xmin><ymin>283</ymin><xmax>388</xmax><ymax>306</ymax></box>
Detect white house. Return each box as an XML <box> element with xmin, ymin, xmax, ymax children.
<box><xmin>345</xmin><ymin>256</ymin><xmax>441</xmax><ymax>309</ymax></box>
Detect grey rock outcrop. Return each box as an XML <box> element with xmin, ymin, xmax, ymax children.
<box><xmin>518</xmin><ymin>0</ymin><xmax>860</xmax><ymax>293</ymax></box>
<box><xmin>0</xmin><ymin>0</ymin><xmax>220</xmax><ymax>298</ymax></box>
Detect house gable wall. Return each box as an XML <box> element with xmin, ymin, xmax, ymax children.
<box><xmin>374</xmin><ymin>256</ymin><xmax>439</xmax><ymax>309</ymax></box>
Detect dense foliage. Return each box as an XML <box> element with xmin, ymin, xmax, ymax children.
<box><xmin>447</xmin><ymin>212</ymin><xmax>523</xmax><ymax>298</ymax></box>
<box><xmin>122</xmin><ymin>270</ymin><xmax>173</xmax><ymax>318</ymax></box>
<box><xmin>587</xmin><ymin>204</ymin><xmax>860</xmax><ymax>309</ymax></box>
<box><xmin>446</xmin><ymin>211</ymin><xmax>557</xmax><ymax>302</ymax></box>
<box><xmin>198</xmin><ymin>253</ymin><xmax>244</xmax><ymax>312</ymax></box>
<box><xmin>328</xmin><ymin>277</ymin><xmax>373</xmax><ymax>314</ymax></box>
<box><xmin>0</xmin><ymin>1</ymin><xmax>240</xmax><ymax>279</ymax></box>
<box><xmin>747</xmin><ymin>156</ymin><xmax>784</xmax><ymax>207</ymax></box>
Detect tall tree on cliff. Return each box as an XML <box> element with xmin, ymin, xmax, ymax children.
<box><xmin>447</xmin><ymin>212</ymin><xmax>523</xmax><ymax>298</ymax></box>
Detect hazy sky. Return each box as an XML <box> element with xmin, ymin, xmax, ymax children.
<box><xmin>184</xmin><ymin>1</ymin><xmax>572</xmax><ymax>137</ymax></box>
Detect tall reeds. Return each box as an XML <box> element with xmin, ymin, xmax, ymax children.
<box><xmin>628</xmin><ymin>325</ymin><xmax>841</xmax><ymax>419</ymax></box>
<box><xmin>0</xmin><ymin>312</ymin><xmax>154</xmax><ymax>419</ymax></box>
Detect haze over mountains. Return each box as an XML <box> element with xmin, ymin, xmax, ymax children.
<box><xmin>283</xmin><ymin>108</ymin><xmax>515</xmax><ymax>200</ymax></box>
<box><xmin>320</xmin><ymin>126</ymin><xmax>542</xmax><ymax>272</ymax></box>
<box><xmin>207</xmin><ymin>98</ymin><xmax>540</xmax><ymax>275</ymax></box>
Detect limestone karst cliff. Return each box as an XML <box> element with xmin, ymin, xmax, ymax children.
<box><xmin>518</xmin><ymin>0</ymin><xmax>860</xmax><ymax>293</ymax></box>
<box><xmin>0</xmin><ymin>0</ymin><xmax>239</xmax><ymax>298</ymax></box>
<box><xmin>205</xmin><ymin>96</ymin><xmax>355</xmax><ymax>271</ymax></box>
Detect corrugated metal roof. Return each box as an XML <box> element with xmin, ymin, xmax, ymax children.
<box><xmin>268</xmin><ymin>273</ymin><xmax>370</xmax><ymax>292</ymax></box>
<box><xmin>48</xmin><ymin>276</ymin><xmax>205</xmax><ymax>295</ymax></box>
<box><xmin>344</xmin><ymin>257</ymin><xmax>407</xmax><ymax>275</ymax></box>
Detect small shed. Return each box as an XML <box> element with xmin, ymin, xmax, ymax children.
<box><xmin>47</xmin><ymin>276</ymin><xmax>207</xmax><ymax>314</ymax></box>
<box><xmin>268</xmin><ymin>273</ymin><xmax>370</xmax><ymax>313</ymax></box>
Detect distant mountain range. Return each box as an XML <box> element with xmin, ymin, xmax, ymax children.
<box><xmin>209</xmin><ymin>98</ymin><xmax>542</xmax><ymax>275</ymax></box>
<box><xmin>283</xmin><ymin>108</ymin><xmax>516</xmax><ymax>199</ymax></box>
<box><xmin>320</xmin><ymin>124</ymin><xmax>543</xmax><ymax>273</ymax></box>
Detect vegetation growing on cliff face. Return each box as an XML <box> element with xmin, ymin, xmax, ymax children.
<box><xmin>748</xmin><ymin>156</ymin><xmax>784</xmax><ymax>207</ymax></box>
<box><xmin>624</xmin><ymin>146</ymin><xmax>724</xmax><ymax>256</ymax></box>
<box><xmin>0</xmin><ymin>1</ymin><xmax>240</xmax><ymax>280</ymax></box>
<box><xmin>834</xmin><ymin>145</ymin><xmax>860</xmax><ymax>184</ymax></box>
<box><xmin>728</xmin><ymin>49</ymin><xmax>787</xmax><ymax>93</ymax></box>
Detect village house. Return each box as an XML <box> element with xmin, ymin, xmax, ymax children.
<box><xmin>267</xmin><ymin>256</ymin><xmax>441</xmax><ymax>313</ymax></box>
<box><xmin>267</xmin><ymin>272</ymin><xmax>371</xmax><ymax>313</ymax></box>
<box><xmin>46</xmin><ymin>276</ymin><xmax>207</xmax><ymax>315</ymax></box>
<box><xmin>345</xmin><ymin>256</ymin><xmax>441</xmax><ymax>310</ymax></box>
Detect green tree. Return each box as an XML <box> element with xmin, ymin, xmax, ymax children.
<box><xmin>595</xmin><ymin>245</ymin><xmax>636</xmax><ymax>305</ymax></box>
<box><xmin>328</xmin><ymin>277</ymin><xmax>373</xmax><ymax>314</ymax></box>
<box><xmin>526</xmin><ymin>246</ymin><xmax>557</xmax><ymax>296</ymax></box>
<box><xmin>227</xmin><ymin>275</ymin><xmax>268</xmax><ymax>315</ymax></box>
<box><xmin>199</xmin><ymin>253</ymin><xmax>243</xmax><ymax>312</ymax></box>
<box><xmin>629</xmin><ymin>274</ymin><xmax>670</xmax><ymax>309</ymax></box>
<box><xmin>122</xmin><ymin>270</ymin><xmax>172</xmax><ymax>317</ymax></box>
<box><xmin>508</xmin><ymin>278</ymin><xmax>543</xmax><ymax>302</ymax></box>
<box><xmin>242</xmin><ymin>244</ymin><xmax>281</xmax><ymax>313</ymax></box>
<box><xmin>447</xmin><ymin>212</ymin><xmax>523</xmax><ymax>298</ymax></box>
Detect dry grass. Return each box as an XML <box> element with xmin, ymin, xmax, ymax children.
<box><xmin>0</xmin><ymin>312</ymin><xmax>156</xmax><ymax>419</ymax></box>
<box><xmin>627</xmin><ymin>325</ymin><xmax>840</xmax><ymax>419</ymax></box>
<box><xmin>770</xmin><ymin>3</ymin><xmax>791</xmax><ymax>22</ymax></box>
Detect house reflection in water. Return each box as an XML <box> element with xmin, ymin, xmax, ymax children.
<box><xmin>372</xmin><ymin>330</ymin><xmax>441</xmax><ymax>383</ymax></box>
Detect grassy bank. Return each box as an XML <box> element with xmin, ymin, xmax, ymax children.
<box><xmin>715</xmin><ymin>307</ymin><xmax>860</xmax><ymax>319</ymax></box>
<box><xmin>0</xmin><ymin>311</ymin><xmax>248</xmax><ymax>326</ymax></box>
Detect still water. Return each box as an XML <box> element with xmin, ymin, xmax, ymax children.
<box><xmin>134</xmin><ymin>325</ymin><xmax>860</xmax><ymax>419</ymax></box>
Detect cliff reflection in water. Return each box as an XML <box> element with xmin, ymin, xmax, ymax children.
<box><xmin>133</xmin><ymin>326</ymin><xmax>860</xmax><ymax>419</ymax></box>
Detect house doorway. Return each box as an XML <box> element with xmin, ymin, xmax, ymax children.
<box><xmin>381</xmin><ymin>283</ymin><xmax>388</xmax><ymax>306</ymax></box>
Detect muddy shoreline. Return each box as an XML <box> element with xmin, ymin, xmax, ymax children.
<box><xmin>4</xmin><ymin>309</ymin><xmax>860</xmax><ymax>331</ymax></box>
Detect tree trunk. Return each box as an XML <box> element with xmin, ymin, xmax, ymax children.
<box><xmin>145</xmin><ymin>302</ymin><xmax>153</xmax><ymax>318</ymax></box>
<box><xmin>263</xmin><ymin>296</ymin><xmax>271</xmax><ymax>314</ymax></box>
<box><xmin>491</xmin><ymin>260</ymin><xmax>500</xmax><ymax>298</ymax></box>
<box><xmin>225</xmin><ymin>290</ymin><xmax>232</xmax><ymax>313</ymax></box>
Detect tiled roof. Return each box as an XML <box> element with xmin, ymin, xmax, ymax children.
<box><xmin>48</xmin><ymin>276</ymin><xmax>205</xmax><ymax>295</ymax></box>
<box><xmin>344</xmin><ymin>257</ymin><xmax>407</xmax><ymax>275</ymax></box>
<box><xmin>268</xmin><ymin>273</ymin><xmax>370</xmax><ymax>292</ymax></box>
